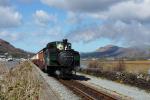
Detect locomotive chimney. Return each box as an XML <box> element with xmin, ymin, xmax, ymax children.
<box><xmin>63</xmin><ymin>39</ymin><xmax>68</xmax><ymax>44</ymax></box>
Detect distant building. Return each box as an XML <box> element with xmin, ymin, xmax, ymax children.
<box><xmin>91</xmin><ymin>58</ymin><xmax>97</xmax><ymax>61</ymax></box>
<box><xmin>0</xmin><ymin>55</ymin><xmax>6</xmax><ymax>58</ymax></box>
<box><xmin>106</xmin><ymin>57</ymin><xmax>115</xmax><ymax>60</ymax></box>
<box><xmin>0</xmin><ymin>55</ymin><xmax>6</xmax><ymax>61</ymax></box>
<box><xmin>81</xmin><ymin>58</ymin><xmax>87</xmax><ymax>61</ymax></box>
<box><xmin>148</xmin><ymin>69</ymin><xmax>150</xmax><ymax>75</ymax></box>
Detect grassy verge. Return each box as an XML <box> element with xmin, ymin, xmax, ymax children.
<box><xmin>78</xmin><ymin>69</ymin><xmax>150</xmax><ymax>92</ymax></box>
<box><xmin>0</xmin><ymin>61</ymin><xmax>41</xmax><ymax>100</ymax></box>
<box><xmin>80</xmin><ymin>60</ymin><xmax>150</xmax><ymax>92</ymax></box>
<box><xmin>0</xmin><ymin>62</ymin><xmax>9</xmax><ymax>75</ymax></box>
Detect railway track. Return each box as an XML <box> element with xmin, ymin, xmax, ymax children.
<box><xmin>58</xmin><ymin>79</ymin><xmax>117</xmax><ymax>100</ymax></box>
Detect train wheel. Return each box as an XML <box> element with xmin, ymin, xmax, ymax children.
<box><xmin>44</xmin><ymin>65</ymin><xmax>48</xmax><ymax>73</ymax></box>
<box><xmin>74</xmin><ymin>69</ymin><xmax>76</xmax><ymax>75</ymax></box>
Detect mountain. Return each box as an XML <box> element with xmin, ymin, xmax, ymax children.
<box><xmin>0</xmin><ymin>39</ymin><xmax>34</xmax><ymax>58</ymax></box>
<box><xmin>81</xmin><ymin>45</ymin><xmax>150</xmax><ymax>59</ymax></box>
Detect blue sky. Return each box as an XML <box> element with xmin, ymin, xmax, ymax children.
<box><xmin>0</xmin><ymin>0</ymin><xmax>150</xmax><ymax>53</ymax></box>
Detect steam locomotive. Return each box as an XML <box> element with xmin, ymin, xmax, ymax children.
<box><xmin>32</xmin><ymin>39</ymin><xmax>80</xmax><ymax>77</ymax></box>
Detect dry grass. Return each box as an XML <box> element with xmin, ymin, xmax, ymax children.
<box><xmin>123</xmin><ymin>61</ymin><xmax>150</xmax><ymax>74</ymax></box>
<box><xmin>80</xmin><ymin>60</ymin><xmax>150</xmax><ymax>91</ymax></box>
<box><xmin>84</xmin><ymin>60</ymin><xmax>150</xmax><ymax>74</ymax></box>
<box><xmin>0</xmin><ymin>61</ymin><xmax>41</xmax><ymax>100</ymax></box>
<box><xmin>0</xmin><ymin>62</ymin><xmax>9</xmax><ymax>75</ymax></box>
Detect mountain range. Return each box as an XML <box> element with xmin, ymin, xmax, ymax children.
<box><xmin>0</xmin><ymin>39</ymin><xmax>34</xmax><ymax>58</ymax></box>
<box><xmin>0</xmin><ymin>38</ymin><xmax>150</xmax><ymax>59</ymax></box>
<box><xmin>81</xmin><ymin>45</ymin><xmax>150</xmax><ymax>59</ymax></box>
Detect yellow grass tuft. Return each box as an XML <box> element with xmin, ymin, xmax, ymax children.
<box><xmin>0</xmin><ymin>61</ymin><xmax>41</xmax><ymax>100</ymax></box>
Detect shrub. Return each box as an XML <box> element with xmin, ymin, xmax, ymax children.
<box><xmin>78</xmin><ymin>68</ymin><xmax>150</xmax><ymax>91</ymax></box>
<box><xmin>114</xmin><ymin>58</ymin><xmax>125</xmax><ymax>72</ymax></box>
<box><xmin>88</xmin><ymin>60</ymin><xmax>103</xmax><ymax>71</ymax></box>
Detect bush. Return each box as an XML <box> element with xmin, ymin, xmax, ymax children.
<box><xmin>78</xmin><ymin>68</ymin><xmax>150</xmax><ymax>91</ymax></box>
<box><xmin>88</xmin><ymin>60</ymin><xmax>103</xmax><ymax>71</ymax></box>
<box><xmin>114</xmin><ymin>58</ymin><xmax>125</xmax><ymax>72</ymax></box>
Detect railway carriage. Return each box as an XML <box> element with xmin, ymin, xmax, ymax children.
<box><xmin>32</xmin><ymin>39</ymin><xmax>80</xmax><ymax>77</ymax></box>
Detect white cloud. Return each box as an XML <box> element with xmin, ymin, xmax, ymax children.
<box><xmin>0</xmin><ymin>7</ymin><xmax>22</xmax><ymax>28</ymax></box>
<box><xmin>67</xmin><ymin>20</ymin><xmax>150</xmax><ymax>46</ymax></box>
<box><xmin>33</xmin><ymin>10</ymin><xmax>57</xmax><ymax>26</ymax></box>
<box><xmin>66</xmin><ymin>12</ymin><xmax>86</xmax><ymax>24</ymax></box>
<box><xmin>41</xmin><ymin>0</ymin><xmax>150</xmax><ymax>47</ymax></box>
<box><xmin>0</xmin><ymin>0</ymin><xmax>10</xmax><ymax>6</ymax></box>
<box><xmin>41</xmin><ymin>0</ymin><xmax>126</xmax><ymax>13</ymax></box>
<box><xmin>46</xmin><ymin>26</ymin><xmax>62</xmax><ymax>36</ymax></box>
<box><xmin>47</xmin><ymin>0</ymin><xmax>150</xmax><ymax>46</ymax></box>
<box><xmin>0</xmin><ymin>0</ymin><xmax>22</xmax><ymax>29</ymax></box>
<box><xmin>32</xmin><ymin>25</ymin><xmax>64</xmax><ymax>38</ymax></box>
<box><xmin>94</xmin><ymin>0</ymin><xmax>150</xmax><ymax>23</ymax></box>
<box><xmin>0</xmin><ymin>31</ymin><xmax>21</xmax><ymax>41</ymax></box>
<box><xmin>0</xmin><ymin>0</ymin><xmax>23</xmax><ymax>45</ymax></box>
<box><xmin>41</xmin><ymin>0</ymin><xmax>150</xmax><ymax>22</ymax></box>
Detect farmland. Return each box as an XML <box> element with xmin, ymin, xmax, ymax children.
<box><xmin>81</xmin><ymin>60</ymin><xmax>150</xmax><ymax>74</ymax></box>
<box><xmin>80</xmin><ymin>60</ymin><xmax>150</xmax><ymax>91</ymax></box>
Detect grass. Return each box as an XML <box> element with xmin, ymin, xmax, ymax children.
<box><xmin>82</xmin><ymin>60</ymin><xmax>150</xmax><ymax>74</ymax></box>
<box><xmin>80</xmin><ymin>60</ymin><xmax>150</xmax><ymax>91</ymax></box>
<box><xmin>0</xmin><ymin>61</ymin><xmax>41</xmax><ymax>100</ymax></box>
<box><xmin>80</xmin><ymin>59</ymin><xmax>150</xmax><ymax>91</ymax></box>
<box><xmin>0</xmin><ymin>62</ymin><xmax>9</xmax><ymax>75</ymax></box>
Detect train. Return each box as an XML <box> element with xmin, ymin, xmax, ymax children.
<box><xmin>32</xmin><ymin>39</ymin><xmax>80</xmax><ymax>77</ymax></box>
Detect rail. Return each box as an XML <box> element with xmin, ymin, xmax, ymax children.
<box><xmin>58</xmin><ymin>79</ymin><xmax>117</xmax><ymax>100</ymax></box>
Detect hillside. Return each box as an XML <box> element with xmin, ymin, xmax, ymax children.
<box><xmin>81</xmin><ymin>45</ymin><xmax>150</xmax><ymax>59</ymax></box>
<box><xmin>0</xmin><ymin>39</ymin><xmax>34</xmax><ymax>58</ymax></box>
